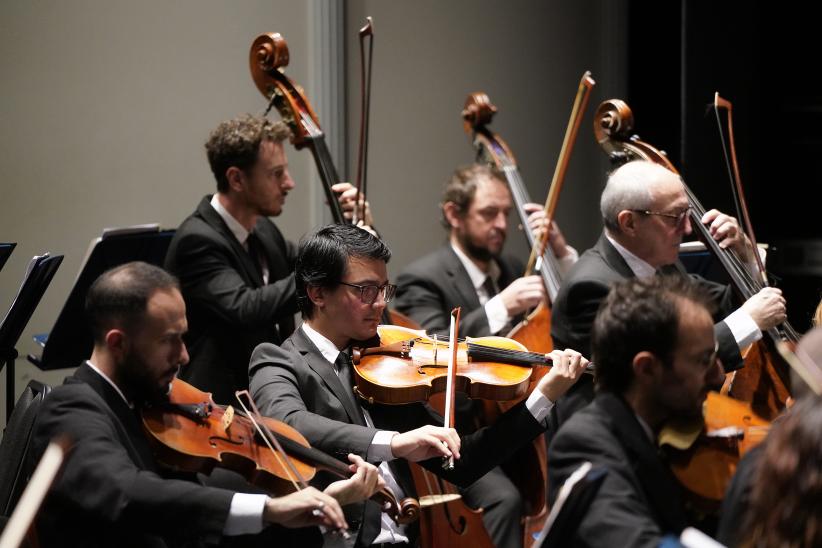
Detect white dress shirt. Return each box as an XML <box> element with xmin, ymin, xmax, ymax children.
<box><xmin>210</xmin><ymin>194</ymin><xmax>269</xmax><ymax>284</ymax></box>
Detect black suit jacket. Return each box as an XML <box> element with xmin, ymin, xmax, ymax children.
<box><xmin>248</xmin><ymin>327</ymin><xmax>547</xmax><ymax>546</ymax></box>
<box><xmin>552</xmin><ymin>233</ymin><xmax>742</xmax><ymax>369</ymax></box>
<box><xmin>394</xmin><ymin>245</ymin><xmax>523</xmax><ymax>336</ymax></box>
<box><xmin>547</xmin><ymin>392</ymin><xmax>689</xmax><ymax>548</ymax></box>
<box><xmin>30</xmin><ymin>363</ymin><xmax>234</xmax><ymax>548</ymax></box>
<box><xmin>164</xmin><ymin>196</ymin><xmax>298</xmax><ymax>402</ymax></box>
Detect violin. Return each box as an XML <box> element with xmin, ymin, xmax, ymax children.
<box><xmin>141</xmin><ymin>377</ymin><xmax>420</xmax><ymax>525</ymax></box>
<box><xmin>351</xmin><ymin>324</ymin><xmax>560</xmax><ymax>406</ymax></box>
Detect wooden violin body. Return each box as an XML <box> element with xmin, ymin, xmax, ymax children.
<box><xmin>142</xmin><ymin>378</ymin><xmax>420</xmax><ymax>525</ymax></box>
<box><xmin>352</xmin><ymin>325</ymin><xmax>550</xmax><ymax>405</ymax></box>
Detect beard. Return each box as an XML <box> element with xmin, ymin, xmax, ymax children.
<box><xmin>118</xmin><ymin>351</ymin><xmax>176</xmax><ymax>405</ymax></box>
<box><xmin>456</xmin><ymin>230</ymin><xmax>503</xmax><ymax>263</ymax></box>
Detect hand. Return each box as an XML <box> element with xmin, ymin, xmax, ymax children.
<box><xmin>537</xmin><ymin>348</ymin><xmax>589</xmax><ymax>402</ymax></box>
<box><xmin>522</xmin><ymin>203</ymin><xmax>570</xmax><ymax>258</ymax></box>
<box><xmin>390</xmin><ymin>424</ymin><xmax>461</xmax><ymax>462</ymax></box>
<box><xmin>323</xmin><ymin>454</ymin><xmax>385</xmax><ymax>506</ymax></box>
<box><xmin>263</xmin><ymin>486</ymin><xmax>347</xmax><ymax>530</ymax></box>
<box><xmin>701</xmin><ymin>209</ymin><xmax>753</xmax><ymax>260</ymax></box>
<box><xmin>741</xmin><ymin>287</ymin><xmax>787</xmax><ymax>330</ymax></box>
<box><xmin>498</xmin><ymin>275</ymin><xmax>546</xmax><ymax>316</ymax></box>
<box><xmin>332</xmin><ymin>182</ymin><xmax>374</xmax><ymax>227</ymax></box>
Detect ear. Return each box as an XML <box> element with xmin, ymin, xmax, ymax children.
<box><xmin>632</xmin><ymin>351</ymin><xmax>661</xmax><ymax>386</ymax></box>
<box><xmin>442</xmin><ymin>201</ymin><xmax>463</xmax><ymax>230</ymax></box>
<box><xmin>104</xmin><ymin>329</ymin><xmax>129</xmax><ymax>361</ymax></box>
<box><xmin>305</xmin><ymin>284</ymin><xmax>327</xmax><ymax>311</ymax></box>
<box><xmin>225</xmin><ymin>166</ymin><xmax>246</xmax><ymax>194</ymax></box>
<box><xmin>617</xmin><ymin>209</ymin><xmax>639</xmax><ymax>236</ymax></box>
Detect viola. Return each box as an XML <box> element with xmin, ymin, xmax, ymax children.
<box><xmin>141</xmin><ymin>377</ymin><xmax>420</xmax><ymax>525</ymax></box>
<box><xmin>351</xmin><ymin>324</ymin><xmax>562</xmax><ymax>406</ymax></box>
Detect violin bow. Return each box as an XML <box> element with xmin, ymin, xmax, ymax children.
<box><xmin>712</xmin><ymin>92</ymin><xmax>768</xmax><ymax>284</ymax></box>
<box><xmin>441</xmin><ymin>308</ymin><xmax>461</xmax><ymax>471</ymax></box>
<box><xmin>525</xmin><ymin>71</ymin><xmax>596</xmax><ymax>276</ymax></box>
<box><xmin>354</xmin><ymin>17</ymin><xmax>374</xmax><ymax>225</ymax></box>
<box><xmin>235</xmin><ymin>390</ymin><xmax>351</xmax><ymax>539</ymax></box>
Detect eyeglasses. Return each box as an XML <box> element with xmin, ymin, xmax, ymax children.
<box><xmin>631</xmin><ymin>206</ymin><xmax>692</xmax><ymax>228</ymax></box>
<box><xmin>339</xmin><ymin>281</ymin><xmax>397</xmax><ymax>305</ymax></box>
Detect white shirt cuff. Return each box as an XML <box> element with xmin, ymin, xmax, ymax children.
<box><xmin>725</xmin><ymin>307</ymin><xmax>763</xmax><ymax>350</ymax></box>
<box><xmin>557</xmin><ymin>245</ymin><xmax>579</xmax><ymax>276</ymax></box>
<box><xmin>525</xmin><ymin>389</ymin><xmax>554</xmax><ymax>426</ymax></box>
<box><xmin>485</xmin><ymin>295</ymin><xmax>512</xmax><ymax>334</ymax></box>
<box><xmin>223</xmin><ymin>493</ymin><xmax>267</xmax><ymax>535</ymax></box>
<box><xmin>367</xmin><ymin>430</ymin><xmax>399</xmax><ymax>462</ymax></box>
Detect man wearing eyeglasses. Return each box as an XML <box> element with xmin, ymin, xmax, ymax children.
<box><xmin>247</xmin><ymin>223</ymin><xmax>589</xmax><ymax>547</ymax></box>
<box><xmin>550</xmin><ymin>160</ymin><xmax>787</xmax><ymax>426</ymax></box>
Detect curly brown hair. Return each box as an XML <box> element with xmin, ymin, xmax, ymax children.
<box><xmin>740</xmin><ymin>395</ymin><xmax>822</xmax><ymax>547</ymax></box>
<box><xmin>205</xmin><ymin>114</ymin><xmax>291</xmax><ymax>193</ymax></box>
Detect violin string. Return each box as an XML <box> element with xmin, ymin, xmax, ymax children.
<box><xmin>234</xmin><ymin>391</ymin><xmax>305</xmax><ymax>491</ymax></box>
<box><xmin>426</xmin><ymin>336</ymin><xmax>551</xmax><ymax>364</ymax></box>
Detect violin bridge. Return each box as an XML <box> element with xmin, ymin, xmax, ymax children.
<box><xmin>222</xmin><ymin>405</ymin><xmax>235</xmax><ymax>432</ymax></box>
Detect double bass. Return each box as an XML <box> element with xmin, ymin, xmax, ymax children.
<box><xmin>592</xmin><ymin>97</ymin><xmax>793</xmax><ymax>510</ymax></box>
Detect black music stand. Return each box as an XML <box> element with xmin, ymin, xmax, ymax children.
<box><xmin>27</xmin><ymin>225</ymin><xmax>175</xmax><ymax>372</ymax></box>
<box><xmin>0</xmin><ymin>243</ymin><xmax>15</xmax><ymax>273</ymax></box>
<box><xmin>0</xmin><ymin>253</ymin><xmax>63</xmax><ymax>421</ymax></box>
<box><xmin>533</xmin><ymin>462</ymin><xmax>607</xmax><ymax>548</ymax></box>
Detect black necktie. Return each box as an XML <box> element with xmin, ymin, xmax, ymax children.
<box><xmin>482</xmin><ymin>274</ymin><xmax>499</xmax><ymax>299</ymax></box>
<box><xmin>335</xmin><ymin>351</ymin><xmax>367</xmax><ymax>425</ymax></box>
<box><xmin>246</xmin><ymin>230</ymin><xmax>266</xmax><ymax>280</ymax></box>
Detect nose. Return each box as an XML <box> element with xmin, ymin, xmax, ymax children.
<box><xmin>706</xmin><ymin>357</ymin><xmax>725</xmax><ymax>389</ymax></box>
<box><xmin>493</xmin><ymin>211</ymin><xmax>508</xmax><ymax>231</ymax></box>
<box><xmin>282</xmin><ymin>169</ymin><xmax>296</xmax><ymax>190</ymax></box>
<box><xmin>681</xmin><ymin>214</ymin><xmax>692</xmax><ymax>236</ymax></box>
<box><xmin>178</xmin><ymin>342</ymin><xmax>190</xmax><ymax>367</ymax></box>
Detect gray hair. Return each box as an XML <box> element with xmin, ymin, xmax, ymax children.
<box><xmin>600</xmin><ymin>161</ymin><xmax>681</xmax><ymax>233</ymax></box>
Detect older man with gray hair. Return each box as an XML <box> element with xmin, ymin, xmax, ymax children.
<box><xmin>549</xmin><ymin>160</ymin><xmax>786</xmax><ymax>426</ymax></box>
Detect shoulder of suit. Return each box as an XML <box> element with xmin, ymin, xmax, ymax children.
<box><xmin>398</xmin><ymin>246</ymin><xmax>455</xmax><ymax>277</ymax></box>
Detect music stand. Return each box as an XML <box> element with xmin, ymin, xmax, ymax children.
<box><xmin>27</xmin><ymin>225</ymin><xmax>175</xmax><ymax>372</ymax></box>
<box><xmin>0</xmin><ymin>244</ymin><xmax>15</xmax><ymax>273</ymax></box>
<box><xmin>533</xmin><ymin>462</ymin><xmax>608</xmax><ymax>548</ymax></box>
<box><xmin>0</xmin><ymin>254</ymin><xmax>63</xmax><ymax>421</ymax></box>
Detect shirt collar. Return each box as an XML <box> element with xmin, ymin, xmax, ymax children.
<box><xmin>634</xmin><ymin>412</ymin><xmax>655</xmax><ymax>443</ymax></box>
<box><xmin>85</xmin><ymin>360</ymin><xmax>133</xmax><ymax>408</ymax></box>
<box><xmin>450</xmin><ymin>242</ymin><xmax>500</xmax><ymax>291</ymax></box>
<box><xmin>605</xmin><ymin>231</ymin><xmax>657</xmax><ymax>279</ymax></box>
<box><xmin>301</xmin><ymin>322</ymin><xmax>343</xmax><ymax>365</ymax></box>
<box><xmin>210</xmin><ymin>193</ymin><xmax>250</xmax><ymax>246</ymax></box>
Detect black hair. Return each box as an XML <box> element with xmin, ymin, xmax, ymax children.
<box><xmin>296</xmin><ymin>224</ymin><xmax>391</xmax><ymax>318</ymax></box>
<box><xmin>85</xmin><ymin>261</ymin><xmax>179</xmax><ymax>343</ymax></box>
<box><xmin>591</xmin><ymin>275</ymin><xmax>714</xmax><ymax>394</ymax></box>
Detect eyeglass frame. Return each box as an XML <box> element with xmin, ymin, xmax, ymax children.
<box><xmin>630</xmin><ymin>206</ymin><xmax>693</xmax><ymax>227</ymax></box>
<box><xmin>338</xmin><ymin>281</ymin><xmax>397</xmax><ymax>304</ymax></box>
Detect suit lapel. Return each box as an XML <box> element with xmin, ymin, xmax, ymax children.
<box><xmin>195</xmin><ymin>196</ymin><xmax>264</xmax><ymax>286</ymax></box>
<box><xmin>72</xmin><ymin>363</ymin><xmax>158</xmax><ymax>471</ymax></box>
<box><xmin>597</xmin><ymin>393</ymin><xmax>688</xmax><ymax>533</ymax></box>
<box><xmin>291</xmin><ymin>328</ymin><xmax>367</xmax><ymax>427</ymax></box>
<box><xmin>596</xmin><ymin>233</ymin><xmax>637</xmax><ymax>279</ymax></box>
<box><xmin>442</xmin><ymin>247</ymin><xmax>483</xmax><ymax>311</ymax></box>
